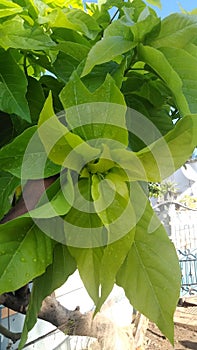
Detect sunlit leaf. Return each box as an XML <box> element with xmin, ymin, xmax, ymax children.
<box><xmin>0</xmin><ymin>16</ymin><xmax>56</xmax><ymax>50</ymax></box>
<box><xmin>138</xmin><ymin>44</ymin><xmax>190</xmax><ymax>116</ymax></box>
<box><xmin>60</xmin><ymin>73</ymin><xmax>128</xmax><ymax>147</ymax></box>
<box><xmin>82</xmin><ymin>36</ymin><xmax>135</xmax><ymax>76</ymax></box>
<box><xmin>151</xmin><ymin>13</ymin><xmax>197</xmax><ymax>49</ymax></box>
<box><xmin>160</xmin><ymin>47</ymin><xmax>197</xmax><ymax>113</ymax></box>
<box><xmin>38</xmin><ymin>92</ymin><xmax>100</xmax><ymax>170</ymax></box>
<box><xmin>117</xmin><ymin>182</ymin><xmax>181</xmax><ymax>344</ymax></box>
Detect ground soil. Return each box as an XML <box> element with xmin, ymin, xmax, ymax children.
<box><xmin>145</xmin><ymin>322</ymin><xmax>197</xmax><ymax>350</ymax></box>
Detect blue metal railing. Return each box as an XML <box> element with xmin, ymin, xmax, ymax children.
<box><xmin>178</xmin><ymin>249</ymin><xmax>197</xmax><ymax>296</ymax></box>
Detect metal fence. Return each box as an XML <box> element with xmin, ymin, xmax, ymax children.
<box><xmin>170</xmin><ymin>210</ymin><xmax>197</xmax><ymax>296</ymax></box>
<box><xmin>177</xmin><ymin>249</ymin><xmax>197</xmax><ymax>296</ymax></box>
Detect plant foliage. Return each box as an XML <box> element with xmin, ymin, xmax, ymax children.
<box><xmin>0</xmin><ymin>0</ymin><xmax>196</xmax><ymax>348</ymax></box>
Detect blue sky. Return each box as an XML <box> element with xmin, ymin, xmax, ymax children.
<box><xmin>152</xmin><ymin>0</ymin><xmax>197</xmax><ymax>17</ymax></box>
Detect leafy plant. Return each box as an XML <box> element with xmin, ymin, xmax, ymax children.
<box><xmin>0</xmin><ymin>0</ymin><xmax>196</xmax><ymax>348</ymax></box>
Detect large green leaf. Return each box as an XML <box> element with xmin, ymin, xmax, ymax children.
<box><xmin>0</xmin><ymin>49</ymin><xmax>31</xmax><ymax>122</ymax></box>
<box><xmin>111</xmin><ymin>115</ymin><xmax>197</xmax><ymax>182</ymax></box>
<box><xmin>82</xmin><ymin>36</ymin><xmax>134</xmax><ymax>77</ymax></box>
<box><xmin>68</xmin><ymin>246</ymin><xmax>103</xmax><ymax>304</ymax></box>
<box><xmin>117</xmin><ymin>182</ymin><xmax>181</xmax><ymax>344</ymax></box>
<box><xmin>60</xmin><ymin>73</ymin><xmax>128</xmax><ymax>147</ymax></box>
<box><xmin>0</xmin><ymin>171</ymin><xmax>20</xmax><ymax>220</ymax></box>
<box><xmin>18</xmin><ymin>244</ymin><xmax>76</xmax><ymax>350</ymax></box>
<box><xmin>0</xmin><ymin>16</ymin><xmax>56</xmax><ymax>50</ymax></box>
<box><xmin>0</xmin><ymin>217</ymin><xmax>53</xmax><ymax>294</ymax></box>
<box><xmin>138</xmin><ymin>44</ymin><xmax>190</xmax><ymax>116</ymax></box>
<box><xmin>0</xmin><ymin>126</ymin><xmax>61</xmax><ymax>179</ymax></box>
<box><xmin>160</xmin><ymin>47</ymin><xmax>197</xmax><ymax>114</ymax></box>
<box><xmin>93</xmin><ymin>172</ymin><xmax>136</xmax><ymax>309</ymax></box>
<box><xmin>38</xmin><ymin>92</ymin><xmax>100</xmax><ymax>170</ymax></box>
<box><xmin>151</xmin><ymin>14</ymin><xmax>197</xmax><ymax>49</ymax></box>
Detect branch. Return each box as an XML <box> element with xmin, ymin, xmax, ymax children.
<box><xmin>0</xmin><ymin>324</ymin><xmax>21</xmax><ymax>343</ymax></box>
<box><xmin>153</xmin><ymin>200</ymin><xmax>197</xmax><ymax>211</ymax></box>
<box><xmin>1</xmin><ymin>176</ymin><xmax>57</xmax><ymax>223</ymax></box>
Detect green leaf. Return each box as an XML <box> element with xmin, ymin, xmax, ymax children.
<box><xmin>111</xmin><ymin>115</ymin><xmax>197</xmax><ymax>182</ymax></box>
<box><xmin>39</xmin><ymin>7</ymin><xmax>100</xmax><ymax>40</ymax></box>
<box><xmin>0</xmin><ymin>126</ymin><xmax>61</xmax><ymax>179</ymax></box>
<box><xmin>64</xmin><ymin>178</ymin><xmax>107</xmax><ymax>248</ymax></box>
<box><xmin>0</xmin><ymin>49</ymin><xmax>31</xmax><ymax>122</ymax></box>
<box><xmin>91</xmin><ymin>173</ymin><xmax>136</xmax><ymax>244</ymax></box>
<box><xmin>151</xmin><ymin>14</ymin><xmax>197</xmax><ymax>49</ymax></box>
<box><xmin>130</xmin><ymin>12</ymin><xmax>161</xmax><ymax>44</ymax></box>
<box><xmin>0</xmin><ymin>171</ymin><xmax>20</xmax><ymax>220</ymax></box>
<box><xmin>145</xmin><ymin>0</ymin><xmax>161</xmax><ymax>9</ymax></box>
<box><xmin>26</xmin><ymin>77</ymin><xmax>45</xmax><ymax>124</ymax></box>
<box><xmin>0</xmin><ymin>112</ymin><xmax>14</xmax><ymax>148</ymax></box>
<box><xmin>60</xmin><ymin>73</ymin><xmax>128</xmax><ymax>147</ymax></box>
<box><xmin>138</xmin><ymin>44</ymin><xmax>190</xmax><ymax>116</ymax></box>
<box><xmin>39</xmin><ymin>75</ymin><xmax>64</xmax><ymax>113</ymax></box>
<box><xmin>18</xmin><ymin>244</ymin><xmax>76</xmax><ymax>350</ymax></box>
<box><xmin>82</xmin><ymin>36</ymin><xmax>135</xmax><ymax>77</ymax></box>
<box><xmin>0</xmin><ymin>0</ymin><xmax>23</xmax><ymax>18</ymax></box>
<box><xmin>160</xmin><ymin>47</ymin><xmax>197</xmax><ymax>114</ymax></box>
<box><xmin>53</xmin><ymin>51</ymin><xmax>80</xmax><ymax>83</ymax></box>
<box><xmin>96</xmin><ymin>228</ymin><xmax>135</xmax><ymax>311</ymax></box>
<box><xmin>81</xmin><ymin>61</ymin><xmax>124</xmax><ymax>92</ymax></box>
<box><xmin>57</xmin><ymin>41</ymin><xmax>90</xmax><ymax>61</ymax></box>
<box><xmin>117</xmin><ymin>182</ymin><xmax>181</xmax><ymax>344</ymax></box>
<box><xmin>68</xmin><ymin>246</ymin><xmax>103</xmax><ymax>304</ymax></box>
<box><xmin>38</xmin><ymin>92</ymin><xmax>100</xmax><ymax>170</ymax></box>
<box><xmin>0</xmin><ymin>217</ymin><xmax>53</xmax><ymax>294</ymax></box>
<box><xmin>0</xmin><ymin>16</ymin><xmax>56</xmax><ymax>50</ymax></box>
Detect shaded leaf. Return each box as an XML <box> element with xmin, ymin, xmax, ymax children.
<box><xmin>0</xmin><ymin>49</ymin><xmax>31</xmax><ymax>122</ymax></box>
<box><xmin>0</xmin><ymin>171</ymin><xmax>20</xmax><ymax>220</ymax></box>
<box><xmin>0</xmin><ymin>126</ymin><xmax>61</xmax><ymax>179</ymax></box>
<box><xmin>26</xmin><ymin>77</ymin><xmax>45</xmax><ymax>124</ymax></box>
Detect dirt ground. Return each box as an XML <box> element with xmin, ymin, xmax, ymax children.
<box><xmin>145</xmin><ymin>322</ymin><xmax>197</xmax><ymax>350</ymax></box>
